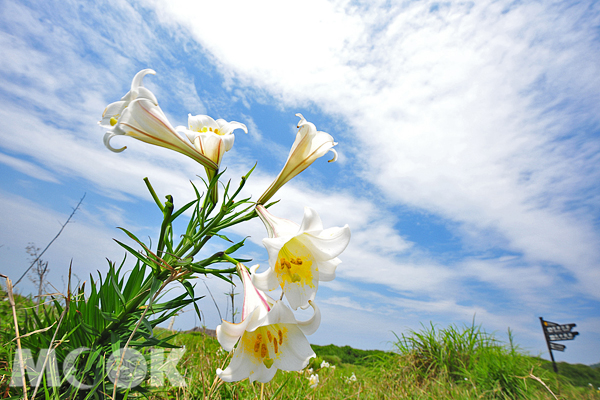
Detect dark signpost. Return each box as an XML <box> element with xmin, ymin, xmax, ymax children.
<box><xmin>539</xmin><ymin>317</ymin><xmax>579</xmax><ymax>373</ymax></box>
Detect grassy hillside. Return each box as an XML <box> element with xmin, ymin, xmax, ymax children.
<box><xmin>538</xmin><ymin>360</ymin><xmax>600</xmax><ymax>388</ymax></box>
<box><xmin>148</xmin><ymin>328</ymin><xmax>600</xmax><ymax>399</ymax></box>
<box><xmin>315</xmin><ymin>342</ymin><xmax>600</xmax><ymax>389</ymax></box>
<box><xmin>1</xmin><ymin>288</ymin><xmax>599</xmax><ymax>399</ymax></box>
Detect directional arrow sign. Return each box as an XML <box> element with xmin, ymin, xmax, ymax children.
<box><xmin>545</xmin><ymin>323</ymin><xmax>576</xmax><ymax>334</ymax></box>
<box><xmin>540</xmin><ymin>317</ymin><xmax>579</xmax><ymax>373</ymax></box>
<box><xmin>550</xmin><ymin>343</ymin><xmax>566</xmax><ymax>352</ymax></box>
<box><xmin>548</xmin><ymin>331</ymin><xmax>579</xmax><ymax>341</ymax></box>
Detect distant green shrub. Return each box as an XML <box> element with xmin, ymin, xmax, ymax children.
<box><xmin>311</xmin><ymin>343</ymin><xmax>393</xmax><ymax>366</ymax></box>
<box><xmin>540</xmin><ymin>361</ymin><xmax>600</xmax><ymax>388</ymax></box>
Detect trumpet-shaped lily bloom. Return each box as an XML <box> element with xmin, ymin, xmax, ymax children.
<box><xmin>216</xmin><ymin>263</ymin><xmax>320</xmax><ymax>383</ymax></box>
<box><xmin>252</xmin><ymin>205</ymin><xmax>351</xmax><ymax>310</ymax></box>
<box><xmin>257</xmin><ymin>114</ymin><xmax>337</xmax><ymax>205</ymax></box>
<box><xmin>100</xmin><ymin>69</ymin><xmax>228</xmax><ymax>171</ymax></box>
<box><xmin>176</xmin><ymin>114</ymin><xmax>247</xmax><ymax>179</ymax></box>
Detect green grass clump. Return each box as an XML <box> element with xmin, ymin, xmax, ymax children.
<box><xmin>392</xmin><ymin>322</ymin><xmax>547</xmax><ymax>399</ymax></box>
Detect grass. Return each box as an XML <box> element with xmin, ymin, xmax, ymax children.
<box><xmin>1</xmin><ymin>288</ymin><xmax>599</xmax><ymax>399</ymax></box>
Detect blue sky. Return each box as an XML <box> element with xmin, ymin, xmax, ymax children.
<box><xmin>1</xmin><ymin>0</ymin><xmax>599</xmax><ymax>365</ymax></box>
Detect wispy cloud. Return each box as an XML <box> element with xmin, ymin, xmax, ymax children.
<box><xmin>0</xmin><ymin>152</ymin><xmax>60</xmax><ymax>183</ymax></box>
<box><xmin>1</xmin><ymin>0</ymin><xmax>599</xmax><ymax>364</ymax></box>
<box><xmin>149</xmin><ymin>0</ymin><xmax>600</xmax><ymax>296</ymax></box>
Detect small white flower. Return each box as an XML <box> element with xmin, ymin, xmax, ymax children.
<box><xmin>345</xmin><ymin>372</ymin><xmax>357</xmax><ymax>383</ymax></box>
<box><xmin>307</xmin><ymin>368</ymin><xmax>313</xmax><ymax>374</ymax></box>
<box><xmin>320</xmin><ymin>360</ymin><xmax>330</xmax><ymax>369</ymax></box>
<box><xmin>308</xmin><ymin>373</ymin><xmax>319</xmax><ymax>388</ymax></box>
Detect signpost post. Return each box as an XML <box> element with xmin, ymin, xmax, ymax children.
<box><xmin>539</xmin><ymin>317</ymin><xmax>579</xmax><ymax>373</ymax></box>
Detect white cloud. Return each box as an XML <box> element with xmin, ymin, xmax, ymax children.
<box><xmin>2</xmin><ymin>0</ymin><xmax>600</xmax><ymax>363</ymax></box>
<box><xmin>144</xmin><ymin>0</ymin><xmax>600</xmax><ymax>299</ymax></box>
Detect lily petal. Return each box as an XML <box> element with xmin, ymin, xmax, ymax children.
<box><xmin>296</xmin><ymin>301</ymin><xmax>321</xmax><ymax>336</ymax></box>
<box><xmin>250</xmin><ymin>264</ymin><xmax>279</xmax><ymax>293</ymax></box>
<box><xmin>316</xmin><ymin>258</ymin><xmax>340</xmax><ymax>282</ymax></box>
<box><xmin>298</xmin><ymin>224</ymin><xmax>351</xmax><ymax>260</ymax></box>
<box><xmin>239</xmin><ymin>264</ymin><xmax>271</xmax><ymax>321</ymax></box>
<box><xmin>257</xmin><ymin>205</ymin><xmax>300</xmax><ymax>238</ymax></box>
<box><xmin>298</xmin><ymin>207</ymin><xmax>324</xmax><ymax>233</ymax></box>
<box><xmin>217</xmin><ymin>308</ymin><xmax>256</xmax><ymax>351</ymax></box>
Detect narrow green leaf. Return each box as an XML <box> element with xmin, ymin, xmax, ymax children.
<box><xmin>114</xmin><ymin>239</ymin><xmax>152</xmax><ymax>266</ymax></box>
<box><xmin>111</xmin><ymin>277</ymin><xmax>126</xmax><ymax>308</ymax></box>
<box><xmin>215</xmin><ymin>233</ymin><xmax>233</xmax><ymax>243</ymax></box>
<box><xmin>99</xmin><ymin>310</ymin><xmax>120</xmax><ymax>323</ymax></box>
<box><xmin>110</xmin><ymin>332</ymin><xmax>121</xmax><ymax>356</ymax></box>
<box><xmin>169</xmin><ymin>198</ymin><xmax>197</xmax><ymax>222</ymax></box>
<box><xmin>225</xmin><ymin>237</ymin><xmax>248</xmax><ymax>254</ymax></box>
<box><xmin>192</xmin><ymin>301</ymin><xmax>203</xmax><ymax>323</ymax></box>
<box><xmin>141</xmin><ymin>317</ymin><xmax>153</xmax><ymax>337</ymax></box>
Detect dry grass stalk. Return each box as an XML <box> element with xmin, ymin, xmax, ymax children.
<box><xmin>5</xmin><ymin>276</ymin><xmax>28</xmax><ymax>400</ymax></box>
<box><xmin>527</xmin><ymin>372</ymin><xmax>559</xmax><ymax>400</ymax></box>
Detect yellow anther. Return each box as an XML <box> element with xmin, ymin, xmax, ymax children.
<box><xmin>274</xmin><ymin>340</ymin><xmax>279</xmax><ymax>353</ymax></box>
<box><xmin>257</xmin><ymin>333</ymin><xmax>263</xmax><ymax>340</ymax></box>
<box><xmin>109</xmin><ymin>117</ymin><xmax>118</xmax><ymax>126</ymax></box>
<box><xmin>214</xmin><ymin>128</ymin><xmax>220</xmax><ymax>135</ymax></box>
<box><xmin>267</xmin><ymin>331</ymin><xmax>273</xmax><ymax>342</ymax></box>
<box><xmin>278</xmin><ymin>330</ymin><xmax>283</xmax><ymax>345</ymax></box>
<box><xmin>254</xmin><ymin>340</ymin><xmax>260</xmax><ymax>352</ymax></box>
<box><xmin>263</xmin><ymin>358</ymin><xmax>274</xmax><ymax>368</ymax></box>
<box><xmin>296</xmin><ymin>257</ymin><xmax>303</xmax><ymax>265</ymax></box>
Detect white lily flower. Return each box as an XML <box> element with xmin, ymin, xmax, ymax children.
<box><xmin>308</xmin><ymin>373</ymin><xmax>319</xmax><ymax>388</ymax></box>
<box><xmin>320</xmin><ymin>360</ymin><xmax>330</xmax><ymax>369</ymax></box>
<box><xmin>99</xmin><ymin>69</ymin><xmax>218</xmax><ymax>171</ymax></box>
<box><xmin>176</xmin><ymin>114</ymin><xmax>247</xmax><ymax>180</ymax></box>
<box><xmin>216</xmin><ymin>264</ymin><xmax>320</xmax><ymax>383</ymax></box>
<box><xmin>252</xmin><ymin>205</ymin><xmax>351</xmax><ymax>310</ymax></box>
<box><xmin>178</xmin><ymin>114</ymin><xmax>247</xmax><ymax>166</ymax></box>
<box><xmin>257</xmin><ymin>114</ymin><xmax>337</xmax><ymax>205</ymax></box>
